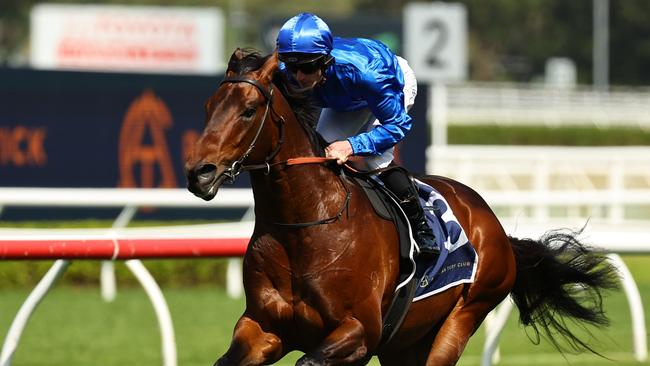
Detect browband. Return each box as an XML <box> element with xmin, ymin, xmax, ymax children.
<box><xmin>220</xmin><ymin>76</ymin><xmax>273</xmax><ymax>101</ymax></box>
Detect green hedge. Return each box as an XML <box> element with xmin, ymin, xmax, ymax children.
<box><xmin>0</xmin><ymin>220</ymin><xmax>231</xmax><ymax>288</ymax></box>
<box><xmin>449</xmin><ymin>125</ymin><xmax>650</xmax><ymax>145</ymax></box>
<box><xmin>0</xmin><ymin>259</ymin><xmax>230</xmax><ymax>288</ymax></box>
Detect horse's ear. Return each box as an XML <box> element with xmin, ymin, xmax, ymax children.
<box><xmin>226</xmin><ymin>48</ymin><xmax>246</xmax><ymax>77</ymax></box>
<box><xmin>257</xmin><ymin>52</ymin><xmax>278</xmax><ymax>82</ymax></box>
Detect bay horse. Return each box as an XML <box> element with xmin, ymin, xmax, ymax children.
<box><xmin>185</xmin><ymin>49</ymin><xmax>618</xmax><ymax>366</ymax></box>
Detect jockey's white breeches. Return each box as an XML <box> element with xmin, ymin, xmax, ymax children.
<box><xmin>316</xmin><ymin>56</ymin><xmax>418</xmax><ymax>170</ymax></box>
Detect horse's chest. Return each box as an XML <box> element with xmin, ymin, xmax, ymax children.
<box><xmin>246</xmin><ymin>236</ymin><xmax>380</xmax><ymax>339</ymax></box>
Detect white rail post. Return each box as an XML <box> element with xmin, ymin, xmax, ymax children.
<box><xmin>226</xmin><ymin>206</ymin><xmax>255</xmax><ymax>299</ymax></box>
<box><xmin>481</xmin><ymin>297</ymin><xmax>514</xmax><ymax>366</ymax></box>
<box><xmin>0</xmin><ymin>260</ymin><xmax>71</xmax><ymax>366</ymax></box>
<box><xmin>533</xmin><ymin>160</ymin><xmax>550</xmax><ymax>222</ymax></box>
<box><xmin>226</xmin><ymin>259</ymin><xmax>243</xmax><ymax>299</ymax></box>
<box><xmin>483</xmin><ymin>311</ymin><xmax>501</xmax><ymax>364</ymax></box>
<box><xmin>607</xmin><ymin>254</ymin><xmax>647</xmax><ymax>362</ymax></box>
<box><xmin>608</xmin><ymin>162</ymin><xmax>624</xmax><ymax>224</ymax></box>
<box><xmin>430</xmin><ymin>82</ymin><xmax>448</xmax><ymax>148</ymax></box>
<box><xmin>125</xmin><ymin>260</ymin><xmax>177</xmax><ymax>366</ymax></box>
<box><xmin>101</xmin><ymin>205</ymin><xmax>139</xmax><ymax>302</ymax></box>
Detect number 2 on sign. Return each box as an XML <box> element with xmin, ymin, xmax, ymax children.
<box><xmin>425</xmin><ymin>19</ymin><xmax>448</xmax><ymax>68</ymax></box>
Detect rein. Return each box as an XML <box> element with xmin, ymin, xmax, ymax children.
<box><xmin>242</xmin><ymin>156</ymin><xmax>398</xmax><ymax>229</ymax></box>
<box><xmin>246</xmin><ymin>156</ymin><xmax>395</xmax><ymax>175</ymax></box>
<box><xmin>219</xmin><ymin>76</ymin><xmax>351</xmax><ymax>228</ymax></box>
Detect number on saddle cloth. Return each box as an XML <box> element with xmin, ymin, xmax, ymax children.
<box><xmin>412</xmin><ymin>179</ymin><xmax>478</xmax><ymax>302</ymax></box>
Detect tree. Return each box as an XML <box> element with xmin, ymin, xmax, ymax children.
<box><xmin>2</xmin><ymin>0</ymin><xmax>650</xmax><ymax>85</ymax></box>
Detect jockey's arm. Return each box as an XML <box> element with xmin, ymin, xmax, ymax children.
<box><xmin>346</xmin><ymin>73</ymin><xmax>412</xmax><ymax>156</ymax></box>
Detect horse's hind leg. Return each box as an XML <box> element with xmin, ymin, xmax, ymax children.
<box><xmin>379</xmin><ymin>299</ymin><xmax>498</xmax><ymax>366</ymax></box>
<box><xmin>215</xmin><ymin>316</ymin><xmax>284</xmax><ymax>366</ymax></box>
<box><xmin>424</xmin><ymin>300</ymin><xmax>498</xmax><ymax>366</ymax></box>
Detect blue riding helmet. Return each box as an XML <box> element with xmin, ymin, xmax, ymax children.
<box><xmin>276</xmin><ymin>13</ymin><xmax>333</xmax><ymax>59</ymax></box>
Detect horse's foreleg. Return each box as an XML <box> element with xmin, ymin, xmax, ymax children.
<box><xmin>296</xmin><ymin>316</ymin><xmax>371</xmax><ymax>366</ymax></box>
<box><xmin>215</xmin><ymin>316</ymin><xmax>283</xmax><ymax>366</ymax></box>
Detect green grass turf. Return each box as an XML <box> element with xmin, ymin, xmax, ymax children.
<box><xmin>1</xmin><ymin>255</ymin><xmax>649</xmax><ymax>365</ymax></box>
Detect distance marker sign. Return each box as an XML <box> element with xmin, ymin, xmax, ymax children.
<box><xmin>404</xmin><ymin>2</ymin><xmax>467</xmax><ymax>82</ymax></box>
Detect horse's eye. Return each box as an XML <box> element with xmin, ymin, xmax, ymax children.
<box><xmin>241</xmin><ymin>108</ymin><xmax>256</xmax><ymax>119</ymax></box>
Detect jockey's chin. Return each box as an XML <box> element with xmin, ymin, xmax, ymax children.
<box><xmin>292</xmin><ymin>70</ymin><xmax>322</xmax><ymax>92</ymax></box>
<box><xmin>289</xmin><ymin>82</ymin><xmax>318</xmax><ymax>94</ymax></box>
<box><xmin>300</xmin><ymin>80</ymin><xmax>317</xmax><ymax>89</ymax></box>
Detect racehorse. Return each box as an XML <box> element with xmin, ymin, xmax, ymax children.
<box><xmin>185</xmin><ymin>49</ymin><xmax>618</xmax><ymax>366</ymax></box>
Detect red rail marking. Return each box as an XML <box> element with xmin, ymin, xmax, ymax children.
<box><xmin>0</xmin><ymin>237</ymin><xmax>249</xmax><ymax>260</ymax></box>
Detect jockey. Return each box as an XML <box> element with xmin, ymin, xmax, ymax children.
<box><xmin>276</xmin><ymin>12</ymin><xmax>438</xmax><ymax>257</ymax></box>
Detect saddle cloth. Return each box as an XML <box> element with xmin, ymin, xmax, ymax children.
<box><xmin>353</xmin><ymin>174</ymin><xmax>479</xmax><ymax>348</ymax></box>
<box><xmin>411</xmin><ymin>179</ymin><xmax>479</xmax><ymax>301</ymax></box>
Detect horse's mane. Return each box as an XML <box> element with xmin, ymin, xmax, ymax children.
<box><xmin>227</xmin><ymin>49</ymin><xmax>326</xmax><ymax>156</ymax></box>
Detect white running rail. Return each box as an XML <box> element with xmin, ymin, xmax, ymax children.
<box><xmin>428</xmin><ymin>145</ymin><xmax>650</xmax><ymax>224</ymax></box>
<box><xmin>0</xmin><ymin>186</ymin><xmax>648</xmax><ymax>365</ymax></box>
<box><xmin>445</xmin><ymin>82</ymin><xmax>650</xmax><ymax>128</ymax></box>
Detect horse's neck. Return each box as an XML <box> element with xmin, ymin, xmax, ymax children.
<box><xmin>250</xmin><ymin>113</ymin><xmax>345</xmax><ymax>225</ymax></box>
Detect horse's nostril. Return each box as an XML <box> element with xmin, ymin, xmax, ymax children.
<box><xmin>196</xmin><ymin>164</ymin><xmax>217</xmax><ymax>184</ymax></box>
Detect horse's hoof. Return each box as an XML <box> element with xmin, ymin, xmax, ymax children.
<box><xmin>296</xmin><ymin>354</ymin><xmax>324</xmax><ymax>366</ymax></box>
<box><xmin>213</xmin><ymin>356</ymin><xmax>229</xmax><ymax>366</ymax></box>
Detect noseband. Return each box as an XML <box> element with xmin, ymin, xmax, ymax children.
<box><xmin>218</xmin><ymin>76</ymin><xmax>285</xmax><ymax>183</ymax></box>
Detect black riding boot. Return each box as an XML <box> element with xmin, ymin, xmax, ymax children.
<box><xmin>379</xmin><ymin>168</ymin><xmax>439</xmax><ymax>257</ymax></box>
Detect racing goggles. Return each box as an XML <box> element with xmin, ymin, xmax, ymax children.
<box><xmin>280</xmin><ymin>53</ymin><xmax>328</xmax><ymax>74</ymax></box>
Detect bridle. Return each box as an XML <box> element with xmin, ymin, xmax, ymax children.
<box><xmin>218</xmin><ymin>76</ymin><xmax>285</xmax><ymax>184</ymax></box>
<box><xmin>216</xmin><ymin>75</ymin><xmax>351</xmax><ymax>228</ymax></box>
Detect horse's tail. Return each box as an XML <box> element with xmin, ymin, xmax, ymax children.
<box><xmin>508</xmin><ymin>230</ymin><xmax>619</xmax><ymax>354</ymax></box>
